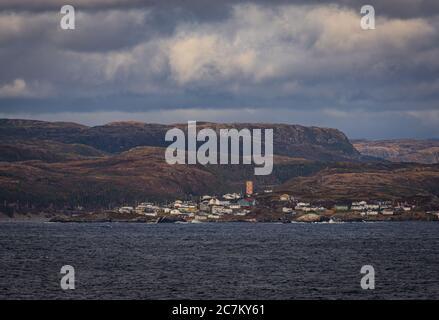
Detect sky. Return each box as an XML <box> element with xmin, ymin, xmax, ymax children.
<box><xmin>0</xmin><ymin>0</ymin><xmax>439</xmax><ymax>139</ymax></box>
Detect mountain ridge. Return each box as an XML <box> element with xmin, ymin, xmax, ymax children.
<box><xmin>0</xmin><ymin>118</ymin><xmax>360</xmax><ymax>161</ymax></box>
<box><xmin>353</xmin><ymin>139</ymin><xmax>439</xmax><ymax>164</ymax></box>
<box><xmin>2</xmin><ymin>119</ymin><xmax>439</xmax><ymax>213</ymax></box>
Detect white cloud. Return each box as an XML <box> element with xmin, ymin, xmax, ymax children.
<box><xmin>159</xmin><ymin>4</ymin><xmax>436</xmax><ymax>89</ymax></box>
<box><xmin>0</xmin><ymin>3</ymin><xmax>438</xmax><ymax>138</ymax></box>
<box><xmin>0</xmin><ymin>79</ymin><xmax>28</xmax><ymax>97</ymax></box>
<box><xmin>1</xmin><ymin>4</ymin><xmax>436</xmax><ymax>93</ymax></box>
<box><xmin>0</xmin><ymin>79</ymin><xmax>53</xmax><ymax>98</ymax></box>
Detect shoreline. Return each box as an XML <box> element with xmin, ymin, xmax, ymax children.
<box><xmin>54</xmin><ymin>210</ymin><xmax>439</xmax><ymax>223</ymax></box>
<box><xmin>0</xmin><ymin>217</ymin><xmax>439</xmax><ymax>224</ymax></box>
<box><xmin>0</xmin><ymin>220</ymin><xmax>438</xmax><ymax>225</ymax></box>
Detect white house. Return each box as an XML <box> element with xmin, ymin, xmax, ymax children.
<box><xmin>212</xmin><ymin>206</ymin><xmax>233</xmax><ymax>215</ymax></box>
<box><xmin>223</xmin><ymin>193</ymin><xmax>241</xmax><ymax>200</ymax></box>
<box><xmin>382</xmin><ymin>209</ymin><xmax>394</xmax><ymax>216</ymax></box>
<box><xmin>173</xmin><ymin>200</ymin><xmax>183</xmax><ymax>208</ymax></box>
<box><xmin>118</xmin><ymin>206</ymin><xmax>134</xmax><ymax>214</ymax></box>
<box><xmin>208</xmin><ymin>198</ymin><xmax>221</xmax><ymax>206</ymax></box>
<box><xmin>144</xmin><ymin>212</ymin><xmax>158</xmax><ymax>217</ymax></box>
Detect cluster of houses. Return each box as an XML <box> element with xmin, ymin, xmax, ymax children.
<box><xmin>276</xmin><ymin>194</ymin><xmax>417</xmax><ymax>216</ymax></box>
<box><xmin>349</xmin><ymin>201</ymin><xmax>413</xmax><ymax>216</ymax></box>
<box><xmin>117</xmin><ymin>193</ymin><xmax>256</xmax><ymax>221</ymax></box>
<box><xmin>114</xmin><ymin>184</ymin><xmax>438</xmax><ymax>222</ymax></box>
<box><xmin>276</xmin><ymin>194</ymin><xmax>325</xmax><ymax>215</ymax></box>
<box><xmin>118</xmin><ymin>202</ymin><xmax>161</xmax><ymax>216</ymax></box>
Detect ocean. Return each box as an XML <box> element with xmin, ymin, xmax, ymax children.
<box><xmin>1</xmin><ymin>221</ymin><xmax>438</xmax><ymax>299</ymax></box>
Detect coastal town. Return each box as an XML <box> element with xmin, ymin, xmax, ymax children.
<box><xmin>50</xmin><ymin>181</ymin><xmax>439</xmax><ymax>223</ymax></box>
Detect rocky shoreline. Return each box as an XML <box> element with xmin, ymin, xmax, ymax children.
<box><xmin>2</xmin><ymin>210</ymin><xmax>438</xmax><ymax>224</ymax></box>
<box><xmin>45</xmin><ymin>211</ymin><xmax>439</xmax><ymax>223</ymax></box>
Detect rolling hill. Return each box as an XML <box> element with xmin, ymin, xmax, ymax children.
<box><xmin>0</xmin><ymin>146</ymin><xmax>324</xmax><ymax>209</ymax></box>
<box><xmin>353</xmin><ymin>139</ymin><xmax>439</xmax><ymax>164</ymax></box>
<box><xmin>0</xmin><ymin>119</ymin><xmax>360</xmax><ymax>161</ymax></box>
<box><xmin>1</xmin><ymin>119</ymin><xmax>439</xmax><ymax>212</ymax></box>
<box><xmin>277</xmin><ymin>162</ymin><xmax>439</xmax><ymax>208</ymax></box>
<box><xmin>0</xmin><ymin>139</ymin><xmax>107</xmax><ymax>162</ymax></box>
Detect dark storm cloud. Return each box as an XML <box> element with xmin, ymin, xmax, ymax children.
<box><xmin>0</xmin><ymin>0</ymin><xmax>439</xmax><ymax>138</ymax></box>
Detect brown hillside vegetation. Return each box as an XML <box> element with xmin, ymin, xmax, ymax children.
<box><xmin>0</xmin><ymin>146</ymin><xmax>324</xmax><ymax>209</ymax></box>
<box><xmin>0</xmin><ymin>119</ymin><xmax>360</xmax><ymax>161</ymax></box>
<box><xmin>279</xmin><ymin>163</ymin><xmax>439</xmax><ymax>206</ymax></box>
<box><xmin>353</xmin><ymin>139</ymin><xmax>439</xmax><ymax>164</ymax></box>
<box><xmin>0</xmin><ymin>147</ymin><xmax>222</xmax><ymax>208</ymax></box>
<box><xmin>1</xmin><ymin>119</ymin><xmax>439</xmax><ymax>211</ymax></box>
<box><xmin>0</xmin><ymin>139</ymin><xmax>107</xmax><ymax>162</ymax></box>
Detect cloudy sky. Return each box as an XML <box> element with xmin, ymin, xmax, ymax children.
<box><xmin>0</xmin><ymin>0</ymin><xmax>438</xmax><ymax>139</ymax></box>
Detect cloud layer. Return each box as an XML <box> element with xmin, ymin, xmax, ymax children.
<box><xmin>0</xmin><ymin>1</ymin><xmax>438</xmax><ymax>138</ymax></box>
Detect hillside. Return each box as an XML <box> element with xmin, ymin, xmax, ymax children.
<box><xmin>0</xmin><ymin>146</ymin><xmax>326</xmax><ymax>210</ymax></box>
<box><xmin>2</xmin><ymin>119</ymin><xmax>439</xmax><ymax>212</ymax></box>
<box><xmin>353</xmin><ymin>139</ymin><xmax>439</xmax><ymax>164</ymax></box>
<box><xmin>0</xmin><ymin>147</ymin><xmax>222</xmax><ymax>209</ymax></box>
<box><xmin>277</xmin><ymin>162</ymin><xmax>439</xmax><ymax>208</ymax></box>
<box><xmin>0</xmin><ymin>139</ymin><xmax>107</xmax><ymax>162</ymax></box>
<box><xmin>0</xmin><ymin>118</ymin><xmax>360</xmax><ymax>211</ymax></box>
<box><xmin>0</xmin><ymin>119</ymin><xmax>360</xmax><ymax>161</ymax></box>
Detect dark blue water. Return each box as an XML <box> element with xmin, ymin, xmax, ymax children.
<box><xmin>1</xmin><ymin>222</ymin><xmax>438</xmax><ymax>299</ymax></box>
